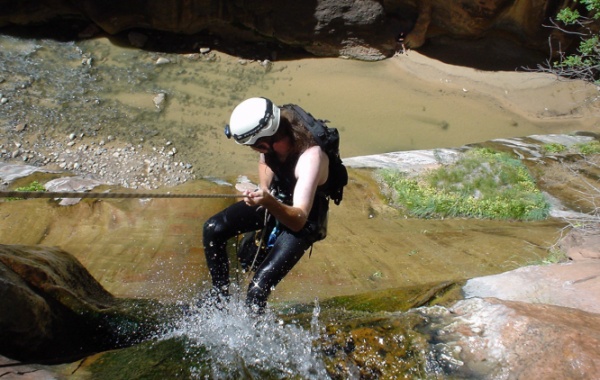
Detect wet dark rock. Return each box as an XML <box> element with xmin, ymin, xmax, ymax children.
<box><xmin>318</xmin><ymin>310</ymin><xmax>429</xmax><ymax>378</ymax></box>
<box><xmin>0</xmin><ymin>244</ymin><xmax>169</xmax><ymax>361</ymax></box>
<box><xmin>69</xmin><ymin>337</ymin><xmax>213</xmax><ymax>379</ymax></box>
<box><xmin>314</xmin><ymin>280</ymin><xmax>464</xmax><ymax>313</ymax></box>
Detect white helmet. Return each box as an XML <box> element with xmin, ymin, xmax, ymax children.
<box><xmin>224</xmin><ymin>97</ymin><xmax>281</xmax><ymax>145</ymax></box>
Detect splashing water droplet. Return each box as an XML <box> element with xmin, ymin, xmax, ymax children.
<box><xmin>162</xmin><ymin>289</ymin><xmax>329</xmax><ymax>379</ymax></box>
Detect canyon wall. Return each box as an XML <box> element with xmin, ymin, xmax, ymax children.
<box><xmin>0</xmin><ymin>0</ymin><xmax>588</xmax><ymax>60</ymax></box>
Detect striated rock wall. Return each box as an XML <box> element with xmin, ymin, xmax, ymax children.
<box><xmin>0</xmin><ymin>0</ymin><xmax>588</xmax><ymax>60</ymax></box>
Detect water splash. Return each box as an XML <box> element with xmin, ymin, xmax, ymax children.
<box><xmin>163</xmin><ymin>293</ymin><xmax>330</xmax><ymax>379</ymax></box>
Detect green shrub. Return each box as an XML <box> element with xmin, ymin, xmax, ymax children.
<box><xmin>6</xmin><ymin>181</ymin><xmax>46</xmax><ymax>201</ymax></box>
<box><xmin>552</xmin><ymin>0</ymin><xmax>600</xmax><ymax>83</ymax></box>
<box><xmin>542</xmin><ymin>143</ymin><xmax>567</xmax><ymax>154</ymax></box>
<box><xmin>576</xmin><ymin>141</ymin><xmax>600</xmax><ymax>155</ymax></box>
<box><xmin>381</xmin><ymin>149</ymin><xmax>550</xmax><ymax>221</ymax></box>
<box><xmin>15</xmin><ymin>181</ymin><xmax>46</xmax><ymax>192</ymax></box>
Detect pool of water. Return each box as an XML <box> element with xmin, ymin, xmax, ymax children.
<box><xmin>2</xmin><ymin>33</ymin><xmax>597</xmax><ymax>183</ymax></box>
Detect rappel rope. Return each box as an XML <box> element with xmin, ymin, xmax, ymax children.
<box><xmin>0</xmin><ymin>191</ymin><xmax>245</xmax><ymax>199</ymax></box>
<box><xmin>247</xmin><ymin>188</ymin><xmax>282</xmax><ymax>275</ymax></box>
<box><xmin>241</xmin><ymin>210</ymin><xmax>270</xmax><ymax>298</ymax></box>
<box><xmin>4</xmin><ymin>185</ymin><xmax>270</xmax><ymax>300</ymax></box>
<box><xmin>249</xmin><ymin>211</ymin><xmax>271</xmax><ymax>273</ymax></box>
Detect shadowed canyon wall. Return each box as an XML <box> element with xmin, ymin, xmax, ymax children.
<box><xmin>0</xmin><ymin>0</ymin><xmax>588</xmax><ymax>60</ymax></box>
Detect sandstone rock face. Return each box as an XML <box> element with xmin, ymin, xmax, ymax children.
<box><xmin>0</xmin><ymin>0</ymin><xmax>585</xmax><ymax>60</ymax></box>
<box><xmin>559</xmin><ymin>230</ymin><xmax>600</xmax><ymax>260</ymax></box>
<box><xmin>463</xmin><ymin>260</ymin><xmax>600</xmax><ymax>314</ymax></box>
<box><xmin>420</xmin><ymin>298</ymin><xmax>600</xmax><ymax>379</ymax></box>
<box><xmin>398</xmin><ymin>0</ymin><xmax>568</xmax><ymax>48</ymax></box>
<box><xmin>0</xmin><ymin>0</ymin><xmax>397</xmax><ymax>60</ymax></box>
<box><xmin>454</xmin><ymin>259</ymin><xmax>600</xmax><ymax>377</ymax></box>
<box><xmin>0</xmin><ymin>244</ymin><xmax>147</xmax><ymax>361</ymax></box>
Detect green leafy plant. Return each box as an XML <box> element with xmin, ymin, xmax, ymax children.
<box><xmin>6</xmin><ymin>181</ymin><xmax>46</xmax><ymax>201</ymax></box>
<box><xmin>16</xmin><ymin>181</ymin><xmax>46</xmax><ymax>192</ymax></box>
<box><xmin>542</xmin><ymin>143</ymin><xmax>567</xmax><ymax>154</ymax></box>
<box><xmin>547</xmin><ymin>0</ymin><xmax>600</xmax><ymax>83</ymax></box>
<box><xmin>576</xmin><ymin>140</ymin><xmax>600</xmax><ymax>154</ymax></box>
<box><xmin>381</xmin><ymin>149</ymin><xmax>550</xmax><ymax>221</ymax></box>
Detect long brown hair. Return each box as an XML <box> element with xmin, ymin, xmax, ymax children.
<box><xmin>278</xmin><ymin>107</ymin><xmax>318</xmax><ymax>154</ymax></box>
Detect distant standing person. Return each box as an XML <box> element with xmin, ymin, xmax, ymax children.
<box><xmin>202</xmin><ymin>97</ymin><xmax>346</xmax><ymax>311</ymax></box>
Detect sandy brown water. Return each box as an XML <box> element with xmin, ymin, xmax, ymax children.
<box><xmin>1</xmin><ymin>34</ymin><xmax>598</xmax><ymax>304</ymax></box>
<box><xmin>171</xmin><ymin>48</ymin><xmax>596</xmax><ymax>177</ymax></box>
<box><xmin>0</xmin><ymin>171</ymin><xmax>564</xmax><ymax>304</ymax></box>
<box><xmin>20</xmin><ymin>36</ymin><xmax>594</xmax><ymax>180</ymax></box>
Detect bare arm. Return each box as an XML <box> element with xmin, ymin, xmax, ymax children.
<box><xmin>244</xmin><ymin>146</ymin><xmax>329</xmax><ymax>232</ymax></box>
<box><xmin>257</xmin><ymin>154</ymin><xmax>274</xmax><ymax>190</ymax></box>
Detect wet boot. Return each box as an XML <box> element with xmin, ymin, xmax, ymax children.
<box><xmin>246</xmin><ymin>282</ymin><xmax>268</xmax><ymax>314</ymax></box>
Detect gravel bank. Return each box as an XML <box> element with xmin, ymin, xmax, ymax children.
<box><xmin>0</xmin><ymin>127</ymin><xmax>195</xmax><ymax>190</ymax></box>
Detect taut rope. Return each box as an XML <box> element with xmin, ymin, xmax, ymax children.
<box><xmin>0</xmin><ymin>191</ymin><xmax>245</xmax><ymax>199</ymax></box>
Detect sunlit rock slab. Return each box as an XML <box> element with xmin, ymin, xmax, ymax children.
<box><xmin>0</xmin><ymin>163</ymin><xmax>59</xmax><ymax>184</ymax></box>
<box><xmin>343</xmin><ymin>133</ymin><xmax>597</xmax><ymax>171</ymax></box>
<box><xmin>463</xmin><ymin>260</ymin><xmax>600</xmax><ymax>314</ymax></box>
<box><xmin>421</xmin><ymin>297</ymin><xmax>600</xmax><ymax>379</ymax></box>
<box><xmin>343</xmin><ymin>148</ymin><xmax>460</xmax><ymax>171</ymax></box>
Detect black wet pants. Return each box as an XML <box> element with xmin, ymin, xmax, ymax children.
<box><xmin>203</xmin><ymin>201</ymin><xmax>313</xmax><ymax>309</ymax></box>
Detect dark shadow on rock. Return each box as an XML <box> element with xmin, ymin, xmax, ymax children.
<box><xmin>0</xmin><ymin>23</ymin><xmax>311</xmax><ymax>61</ymax></box>
<box><xmin>277</xmin><ymin>280</ymin><xmax>465</xmax><ymax>326</ymax></box>
<box><xmin>416</xmin><ymin>35</ymin><xmax>549</xmax><ymax>72</ymax></box>
<box><xmin>0</xmin><ymin>244</ymin><xmax>179</xmax><ymax>363</ymax></box>
<box><xmin>0</xmin><ymin>20</ymin><xmax>551</xmax><ymax>70</ymax></box>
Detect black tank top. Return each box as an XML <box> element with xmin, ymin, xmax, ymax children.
<box><xmin>265</xmin><ymin>151</ymin><xmax>329</xmax><ymax>241</ymax></box>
